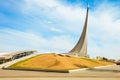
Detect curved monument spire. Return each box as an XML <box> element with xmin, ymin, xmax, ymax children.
<box><xmin>69</xmin><ymin>6</ymin><xmax>89</xmax><ymax>57</ymax></box>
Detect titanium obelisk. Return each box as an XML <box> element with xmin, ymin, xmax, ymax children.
<box><xmin>69</xmin><ymin>7</ymin><xmax>89</xmax><ymax>57</ymax></box>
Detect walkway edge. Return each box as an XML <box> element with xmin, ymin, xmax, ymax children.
<box><xmin>69</xmin><ymin>64</ymin><xmax>116</xmax><ymax>73</ymax></box>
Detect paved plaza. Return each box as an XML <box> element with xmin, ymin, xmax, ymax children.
<box><xmin>0</xmin><ymin>65</ymin><xmax>120</xmax><ymax>80</ymax></box>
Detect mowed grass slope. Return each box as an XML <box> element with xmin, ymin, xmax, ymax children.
<box><xmin>9</xmin><ymin>53</ymin><xmax>114</xmax><ymax>70</ymax></box>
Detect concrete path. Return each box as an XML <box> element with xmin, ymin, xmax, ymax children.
<box><xmin>0</xmin><ymin>54</ymin><xmax>38</xmax><ymax>68</ymax></box>
<box><xmin>0</xmin><ymin>55</ymin><xmax>120</xmax><ymax>80</ymax></box>
<box><xmin>0</xmin><ymin>65</ymin><xmax>120</xmax><ymax>78</ymax></box>
<box><xmin>0</xmin><ymin>78</ymin><xmax>120</xmax><ymax>80</ymax></box>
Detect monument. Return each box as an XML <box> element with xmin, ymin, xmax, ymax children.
<box><xmin>69</xmin><ymin>6</ymin><xmax>89</xmax><ymax>57</ymax></box>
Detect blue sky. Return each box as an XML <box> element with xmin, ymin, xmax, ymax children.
<box><xmin>0</xmin><ymin>0</ymin><xmax>120</xmax><ymax>59</ymax></box>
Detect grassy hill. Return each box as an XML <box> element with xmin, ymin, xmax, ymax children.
<box><xmin>9</xmin><ymin>53</ymin><xmax>114</xmax><ymax>70</ymax></box>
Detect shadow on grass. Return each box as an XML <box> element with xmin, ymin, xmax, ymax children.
<box><xmin>74</xmin><ymin>64</ymin><xmax>88</xmax><ymax>68</ymax></box>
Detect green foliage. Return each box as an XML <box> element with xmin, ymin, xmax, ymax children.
<box><xmin>102</xmin><ymin>57</ymin><xmax>108</xmax><ymax>61</ymax></box>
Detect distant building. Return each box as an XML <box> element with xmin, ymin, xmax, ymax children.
<box><xmin>0</xmin><ymin>50</ymin><xmax>37</xmax><ymax>64</ymax></box>
<box><xmin>107</xmin><ymin>59</ymin><xmax>115</xmax><ymax>62</ymax></box>
<box><xmin>96</xmin><ymin>56</ymin><xmax>115</xmax><ymax>62</ymax></box>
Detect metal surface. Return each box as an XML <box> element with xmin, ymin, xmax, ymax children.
<box><xmin>69</xmin><ymin>7</ymin><xmax>89</xmax><ymax>57</ymax></box>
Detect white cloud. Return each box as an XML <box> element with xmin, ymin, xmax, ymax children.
<box><xmin>88</xmin><ymin>2</ymin><xmax>120</xmax><ymax>59</ymax></box>
<box><xmin>0</xmin><ymin>0</ymin><xmax>120</xmax><ymax>59</ymax></box>
<box><xmin>21</xmin><ymin>0</ymin><xmax>86</xmax><ymax>33</ymax></box>
<box><xmin>50</xmin><ymin>27</ymin><xmax>62</xmax><ymax>33</ymax></box>
<box><xmin>47</xmin><ymin>21</ymin><xmax>53</xmax><ymax>24</ymax></box>
<box><xmin>0</xmin><ymin>29</ymin><xmax>73</xmax><ymax>53</ymax></box>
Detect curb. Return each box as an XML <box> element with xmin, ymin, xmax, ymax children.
<box><xmin>3</xmin><ymin>64</ymin><xmax>115</xmax><ymax>73</ymax></box>
<box><xmin>69</xmin><ymin>64</ymin><xmax>116</xmax><ymax>73</ymax></box>
<box><xmin>3</xmin><ymin>67</ymin><xmax>69</xmax><ymax>73</ymax></box>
